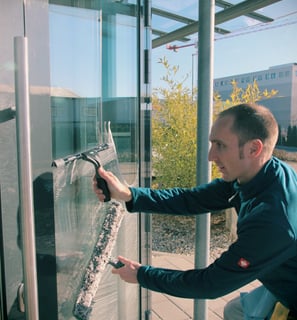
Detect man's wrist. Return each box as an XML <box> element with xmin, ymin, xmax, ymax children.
<box><xmin>124</xmin><ymin>187</ymin><xmax>133</xmax><ymax>202</ymax></box>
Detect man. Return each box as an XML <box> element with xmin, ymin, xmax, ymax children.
<box><xmin>93</xmin><ymin>103</ymin><xmax>297</xmax><ymax>319</ymax></box>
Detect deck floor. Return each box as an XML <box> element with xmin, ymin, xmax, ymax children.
<box><xmin>151</xmin><ymin>252</ymin><xmax>260</xmax><ymax>320</ymax></box>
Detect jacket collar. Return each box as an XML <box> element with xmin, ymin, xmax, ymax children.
<box><xmin>233</xmin><ymin>157</ymin><xmax>277</xmax><ymax>201</ymax></box>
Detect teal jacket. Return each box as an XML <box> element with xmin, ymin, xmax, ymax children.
<box><xmin>126</xmin><ymin>157</ymin><xmax>297</xmax><ymax>312</ymax></box>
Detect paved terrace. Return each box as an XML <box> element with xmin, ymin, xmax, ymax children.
<box><xmin>151</xmin><ymin>252</ymin><xmax>260</xmax><ymax>320</ymax></box>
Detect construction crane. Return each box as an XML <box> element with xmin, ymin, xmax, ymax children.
<box><xmin>166</xmin><ymin>42</ymin><xmax>197</xmax><ymax>52</ymax></box>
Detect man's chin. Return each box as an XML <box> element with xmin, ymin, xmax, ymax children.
<box><xmin>221</xmin><ymin>174</ymin><xmax>233</xmax><ymax>182</ymax></box>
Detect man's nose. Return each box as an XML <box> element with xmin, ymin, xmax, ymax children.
<box><xmin>208</xmin><ymin>146</ymin><xmax>215</xmax><ymax>161</ymax></box>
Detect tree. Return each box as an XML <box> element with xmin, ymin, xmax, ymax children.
<box><xmin>213</xmin><ymin>79</ymin><xmax>278</xmax><ymax>117</ymax></box>
<box><xmin>152</xmin><ymin>58</ymin><xmax>197</xmax><ymax>188</ymax></box>
<box><xmin>152</xmin><ymin>58</ymin><xmax>278</xmax><ymax>189</ymax></box>
<box><xmin>287</xmin><ymin>125</ymin><xmax>297</xmax><ymax>147</ymax></box>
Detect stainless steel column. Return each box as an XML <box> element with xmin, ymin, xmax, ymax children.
<box><xmin>14</xmin><ymin>36</ymin><xmax>39</xmax><ymax>320</ymax></box>
<box><xmin>194</xmin><ymin>0</ymin><xmax>215</xmax><ymax>319</ymax></box>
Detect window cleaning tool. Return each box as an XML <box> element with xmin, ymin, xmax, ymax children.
<box><xmin>107</xmin><ymin>257</ymin><xmax>125</xmax><ymax>269</ymax></box>
<box><xmin>0</xmin><ymin>106</ymin><xmax>16</xmax><ymax>123</ymax></box>
<box><xmin>80</xmin><ymin>151</ymin><xmax>110</xmax><ymax>202</ymax></box>
<box><xmin>52</xmin><ymin>123</ymin><xmax>126</xmax><ymax>320</ymax></box>
<box><xmin>52</xmin><ymin>143</ymin><xmax>110</xmax><ymax>202</ymax></box>
<box><xmin>73</xmin><ymin>201</ymin><xmax>125</xmax><ymax>320</ymax></box>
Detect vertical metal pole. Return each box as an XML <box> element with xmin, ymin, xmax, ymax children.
<box><xmin>141</xmin><ymin>0</ymin><xmax>152</xmax><ymax>318</ymax></box>
<box><xmin>194</xmin><ymin>0</ymin><xmax>215</xmax><ymax>319</ymax></box>
<box><xmin>0</xmin><ymin>186</ymin><xmax>8</xmax><ymax>320</ymax></box>
<box><xmin>14</xmin><ymin>36</ymin><xmax>39</xmax><ymax>320</ymax></box>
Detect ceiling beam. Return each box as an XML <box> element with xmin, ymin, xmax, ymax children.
<box><xmin>215</xmin><ymin>0</ymin><xmax>274</xmax><ymax>22</ymax></box>
<box><xmin>152</xmin><ymin>7</ymin><xmax>230</xmax><ymax>36</ymax></box>
<box><xmin>152</xmin><ymin>29</ymin><xmax>191</xmax><ymax>42</ymax></box>
<box><xmin>152</xmin><ymin>0</ymin><xmax>281</xmax><ymax>49</ymax></box>
<box><xmin>152</xmin><ymin>7</ymin><xmax>196</xmax><ymax>25</ymax></box>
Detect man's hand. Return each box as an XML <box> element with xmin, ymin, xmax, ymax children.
<box><xmin>111</xmin><ymin>256</ymin><xmax>141</xmax><ymax>284</ymax></box>
<box><xmin>93</xmin><ymin>167</ymin><xmax>132</xmax><ymax>202</ymax></box>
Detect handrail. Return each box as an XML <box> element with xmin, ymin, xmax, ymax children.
<box><xmin>14</xmin><ymin>36</ymin><xmax>39</xmax><ymax>320</ymax></box>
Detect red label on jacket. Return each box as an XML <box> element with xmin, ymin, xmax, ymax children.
<box><xmin>238</xmin><ymin>258</ymin><xmax>250</xmax><ymax>269</ymax></box>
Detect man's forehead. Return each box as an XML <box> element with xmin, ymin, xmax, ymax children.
<box><xmin>211</xmin><ymin>116</ymin><xmax>233</xmax><ymax>131</ymax></box>
<box><xmin>209</xmin><ymin>116</ymin><xmax>237</xmax><ymax>141</ymax></box>
<box><xmin>216</xmin><ymin>115</ymin><xmax>234</xmax><ymax>126</ymax></box>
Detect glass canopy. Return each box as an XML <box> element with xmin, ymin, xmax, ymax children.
<box><xmin>151</xmin><ymin>0</ymin><xmax>297</xmax><ymax>49</ymax></box>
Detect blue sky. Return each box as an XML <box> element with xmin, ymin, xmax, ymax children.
<box><xmin>151</xmin><ymin>0</ymin><xmax>297</xmax><ymax>90</ymax></box>
<box><xmin>49</xmin><ymin>1</ymin><xmax>297</xmax><ymax>96</ymax></box>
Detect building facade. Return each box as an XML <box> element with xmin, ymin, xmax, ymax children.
<box><xmin>214</xmin><ymin>63</ymin><xmax>297</xmax><ymax>132</ymax></box>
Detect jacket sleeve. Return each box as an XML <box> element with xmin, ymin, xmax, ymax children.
<box><xmin>137</xmin><ymin>201</ymin><xmax>295</xmax><ymax>299</ymax></box>
<box><xmin>125</xmin><ymin>179</ymin><xmax>235</xmax><ymax>215</ymax></box>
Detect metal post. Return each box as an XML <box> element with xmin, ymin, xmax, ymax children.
<box><xmin>14</xmin><ymin>36</ymin><xmax>39</xmax><ymax>320</ymax></box>
<box><xmin>194</xmin><ymin>0</ymin><xmax>215</xmax><ymax>319</ymax></box>
<box><xmin>0</xmin><ymin>185</ymin><xmax>7</xmax><ymax>320</ymax></box>
<box><xmin>141</xmin><ymin>0</ymin><xmax>153</xmax><ymax>318</ymax></box>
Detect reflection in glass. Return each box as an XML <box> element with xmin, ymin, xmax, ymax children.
<box><xmin>49</xmin><ymin>2</ymin><xmax>140</xmax><ymax>319</ymax></box>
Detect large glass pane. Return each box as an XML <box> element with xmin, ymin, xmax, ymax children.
<box><xmin>49</xmin><ymin>1</ymin><xmax>140</xmax><ymax>319</ymax></box>
<box><xmin>101</xmin><ymin>1</ymin><xmax>139</xmax><ymax>185</ymax></box>
<box><xmin>0</xmin><ymin>0</ymin><xmax>141</xmax><ymax>319</ymax></box>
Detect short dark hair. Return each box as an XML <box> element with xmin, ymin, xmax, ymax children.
<box><xmin>218</xmin><ymin>103</ymin><xmax>279</xmax><ymax>153</ymax></box>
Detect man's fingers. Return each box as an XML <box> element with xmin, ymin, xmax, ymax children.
<box><xmin>110</xmin><ymin>256</ymin><xmax>140</xmax><ymax>283</ymax></box>
<box><xmin>111</xmin><ymin>256</ymin><xmax>128</xmax><ymax>274</ymax></box>
<box><xmin>117</xmin><ymin>256</ymin><xmax>130</xmax><ymax>265</ymax></box>
<box><xmin>92</xmin><ymin>167</ymin><xmax>110</xmax><ymax>202</ymax></box>
<box><xmin>98</xmin><ymin>166</ymin><xmax>107</xmax><ymax>178</ymax></box>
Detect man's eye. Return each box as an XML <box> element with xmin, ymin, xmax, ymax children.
<box><xmin>217</xmin><ymin>142</ymin><xmax>225</xmax><ymax>149</ymax></box>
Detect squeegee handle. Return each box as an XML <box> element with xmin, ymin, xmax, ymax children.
<box><xmin>96</xmin><ymin>172</ymin><xmax>111</xmax><ymax>202</ymax></box>
<box><xmin>108</xmin><ymin>259</ymin><xmax>125</xmax><ymax>269</ymax></box>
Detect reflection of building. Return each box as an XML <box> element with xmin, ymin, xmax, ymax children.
<box><xmin>214</xmin><ymin>63</ymin><xmax>297</xmax><ymax>130</ymax></box>
<box><xmin>52</xmin><ymin>96</ymin><xmax>137</xmax><ymax>160</ymax></box>
<box><xmin>0</xmin><ymin>2</ymin><xmax>148</xmax><ymax>319</ymax></box>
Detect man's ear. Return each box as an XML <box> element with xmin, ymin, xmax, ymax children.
<box><xmin>249</xmin><ymin>139</ymin><xmax>263</xmax><ymax>157</ymax></box>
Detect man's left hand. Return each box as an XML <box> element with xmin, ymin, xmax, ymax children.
<box><xmin>111</xmin><ymin>256</ymin><xmax>141</xmax><ymax>284</ymax></box>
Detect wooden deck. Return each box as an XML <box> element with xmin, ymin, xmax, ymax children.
<box><xmin>151</xmin><ymin>252</ymin><xmax>260</xmax><ymax>320</ymax></box>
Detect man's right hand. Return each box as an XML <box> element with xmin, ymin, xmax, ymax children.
<box><xmin>93</xmin><ymin>167</ymin><xmax>132</xmax><ymax>202</ymax></box>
